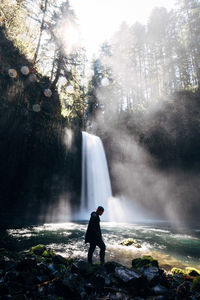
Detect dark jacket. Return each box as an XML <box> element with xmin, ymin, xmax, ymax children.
<box><xmin>85</xmin><ymin>211</ymin><xmax>102</xmax><ymax>243</ymax></box>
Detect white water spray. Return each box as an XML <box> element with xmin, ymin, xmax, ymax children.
<box><xmin>78</xmin><ymin>131</ymin><xmax>112</xmax><ymax>220</ymax></box>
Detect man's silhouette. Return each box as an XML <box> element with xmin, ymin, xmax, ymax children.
<box><xmin>85</xmin><ymin>206</ymin><xmax>105</xmax><ymax>265</ymax></box>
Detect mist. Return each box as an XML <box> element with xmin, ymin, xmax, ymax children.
<box><xmin>87</xmin><ymin>11</ymin><xmax>200</xmax><ymax>226</ymax></box>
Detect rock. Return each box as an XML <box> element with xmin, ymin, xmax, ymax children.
<box><xmin>146</xmin><ymin>297</ymin><xmax>166</xmax><ymax>300</ymax></box>
<box><xmin>17</xmin><ymin>271</ymin><xmax>38</xmax><ymax>286</ymax></box>
<box><xmin>61</xmin><ymin>273</ymin><xmax>86</xmax><ymax>298</ymax></box>
<box><xmin>176</xmin><ymin>281</ymin><xmax>191</xmax><ymax>299</ymax></box>
<box><xmin>30</xmin><ymin>244</ymin><xmax>47</xmax><ymax>256</ymax></box>
<box><xmin>53</xmin><ymin>278</ymin><xmax>71</xmax><ymax>297</ymax></box>
<box><xmin>143</xmin><ymin>266</ymin><xmax>160</xmax><ymax>283</ymax></box>
<box><xmin>185</xmin><ymin>267</ymin><xmax>200</xmax><ymax>276</ymax></box>
<box><xmin>153</xmin><ymin>284</ymin><xmax>168</xmax><ymax>295</ymax></box>
<box><xmin>4</xmin><ymin>258</ymin><xmax>16</xmax><ymax>272</ymax></box>
<box><xmin>16</xmin><ymin>258</ymin><xmax>37</xmax><ymax>271</ymax></box>
<box><xmin>171</xmin><ymin>267</ymin><xmax>184</xmax><ymax>275</ymax></box>
<box><xmin>9</xmin><ymin>294</ymin><xmax>27</xmax><ymax>300</ymax></box>
<box><xmin>71</xmin><ymin>259</ymin><xmax>92</xmax><ymax>276</ymax></box>
<box><xmin>114</xmin><ymin>265</ymin><xmax>147</xmax><ymax>296</ymax></box>
<box><xmin>52</xmin><ymin>270</ymin><xmax>61</xmax><ymax>278</ymax></box>
<box><xmin>120</xmin><ymin>238</ymin><xmax>142</xmax><ymax>248</ymax></box>
<box><xmin>52</xmin><ymin>254</ymin><xmax>71</xmax><ymax>266</ymax></box>
<box><xmin>105</xmin><ymin>261</ymin><xmax>121</xmax><ymax>273</ymax></box>
<box><xmin>48</xmin><ymin>263</ymin><xmax>56</xmax><ymax>272</ymax></box>
<box><xmin>132</xmin><ymin>256</ymin><xmax>159</xmax><ymax>270</ymax></box>
<box><xmin>37</xmin><ymin>275</ymin><xmax>50</xmax><ymax>283</ymax></box>
<box><xmin>42</xmin><ymin>249</ymin><xmax>55</xmax><ymax>258</ymax></box>
<box><xmin>109</xmin><ymin>291</ymin><xmax>130</xmax><ymax>300</ymax></box>
<box><xmin>91</xmin><ymin>274</ymin><xmax>105</xmax><ymax>291</ymax></box>
<box><xmin>84</xmin><ymin>282</ymin><xmax>95</xmax><ymax>293</ymax></box>
<box><xmin>38</xmin><ymin>262</ymin><xmax>51</xmax><ymax>276</ymax></box>
<box><xmin>7</xmin><ymin>281</ymin><xmax>25</xmax><ymax>294</ymax></box>
<box><xmin>115</xmin><ymin>266</ymin><xmax>142</xmax><ymax>284</ymax></box>
<box><xmin>4</xmin><ymin>270</ymin><xmax>19</xmax><ymax>282</ymax></box>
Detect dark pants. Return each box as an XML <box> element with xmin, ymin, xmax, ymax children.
<box><xmin>88</xmin><ymin>240</ymin><xmax>106</xmax><ymax>264</ymax></box>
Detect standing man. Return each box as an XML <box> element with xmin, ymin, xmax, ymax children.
<box><xmin>85</xmin><ymin>206</ymin><xmax>105</xmax><ymax>265</ymax></box>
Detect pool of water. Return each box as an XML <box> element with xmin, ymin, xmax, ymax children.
<box><xmin>6</xmin><ymin>221</ymin><xmax>200</xmax><ymax>271</ymax></box>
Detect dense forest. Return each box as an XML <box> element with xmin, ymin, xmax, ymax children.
<box><xmin>0</xmin><ymin>0</ymin><xmax>200</xmax><ymax>225</ymax></box>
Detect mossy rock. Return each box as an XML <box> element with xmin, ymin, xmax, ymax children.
<box><xmin>42</xmin><ymin>249</ymin><xmax>55</xmax><ymax>258</ymax></box>
<box><xmin>120</xmin><ymin>238</ymin><xmax>142</xmax><ymax>248</ymax></box>
<box><xmin>185</xmin><ymin>267</ymin><xmax>200</xmax><ymax>276</ymax></box>
<box><xmin>132</xmin><ymin>256</ymin><xmax>159</xmax><ymax>270</ymax></box>
<box><xmin>30</xmin><ymin>244</ymin><xmax>47</xmax><ymax>256</ymax></box>
<box><xmin>190</xmin><ymin>276</ymin><xmax>200</xmax><ymax>292</ymax></box>
<box><xmin>171</xmin><ymin>267</ymin><xmax>184</xmax><ymax>275</ymax></box>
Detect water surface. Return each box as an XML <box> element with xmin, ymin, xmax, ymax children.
<box><xmin>7</xmin><ymin>221</ymin><xmax>200</xmax><ymax>271</ymax></box>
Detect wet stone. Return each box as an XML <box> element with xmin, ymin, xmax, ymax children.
<box><xmin>109</xmin><ymin>292</ymin><xmax>130</xmax><ymax>300</ymax></box>
<box><xmin>115</xmin><ymin>266</ymin><xmax>142</xmax><ymax>284</ymax></box>
<box><xmin>37</xmin><ymin>275</ymin><xmax>49</xmax><ymax>282</ymax></box>
<box><xmin>4</xmin><ymin>259</ymin><xmax>15</xmax><ymax>272</ymax></box>
<box><xmin>16</xmin><ymin>258</ymin><xmax>37</xmax><ymax>272</ymax></box>
<box><xmin>4</xmin><ymin>270</ymin><xmax>19</xmax><ymax>282</ymax></box>
<box><xmin>143</xmin><ymin>266</ymin><xmax>160</xmax><ymax>283</ymax></box>
<box><xmin>153</xmin><ymin>284</ymin><xmax>168</xmax><ymax>295</ymax></box>
<box><xmin>52</xmin><ymin>254</ymin><xmax>68</xmax><ymax>265</ymax></box>
<box><xmin>105</xmin><ymin>261</ymin><xmax>121</xmax><ymax>274</ymax></box>
<box><xmin>71</xmin><ymin>259</ymin><xmax>91</xmax><ymax>276</ymax></box>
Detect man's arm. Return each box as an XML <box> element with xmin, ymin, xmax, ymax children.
<box><xmin>90</xmin><ymin>213</ymin><xmax>102</xmax><ymax>241</ymax></box>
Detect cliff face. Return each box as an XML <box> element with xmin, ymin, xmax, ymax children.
<box><xmin>0</xmin><ymin>28</ymin><xmax>81</xmax><ymax>226</ymax></box>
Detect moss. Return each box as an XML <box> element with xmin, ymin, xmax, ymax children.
<box><xmin>185</xmin><ymin>267</ymin><xmax>200</xmax><ymax>276</ymax></box>
<box><xmin>171</xmin><ymin>267</ymin><xmax>184</xmax><ymax>275</ymax></box>
<box><xmin>42</xmin><ymin>249</ymin><xmax>55</xmax><ymax>258</ymax></box>
<box><xmin>120</xmin><ymin>238</ymin><xmax>141</xmax><ymax>248</ymax></box>
<box><xmin>190</xmin><ymin>276</ymin><xmax>200</xmax><ymax>292</ymax></box>
<box><xmin>30</xmin><ymin>244</ymin><xmax>47</xmax><ymax>256</ymax></box>
<box><xmin>132</xmin><ymin>256</ymin><xmax>159</xmax><ymax>270</ymax></box>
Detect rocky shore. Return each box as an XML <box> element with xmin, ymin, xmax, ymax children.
<box><xmin>0</xmin><ymin>245</ymin><xmax>200</xmax><ymax>300</ymax></box>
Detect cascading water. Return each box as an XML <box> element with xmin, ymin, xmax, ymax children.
<box><xmin>78</xmin><ymin>131</ymin><xmax>112</xmax><ymax>220</ymax></box>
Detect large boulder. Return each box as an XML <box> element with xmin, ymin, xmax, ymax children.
<box><xmin>132</xmin><ymin>256</ymin><xmax>159</xmax><ymax>271</ymax></box>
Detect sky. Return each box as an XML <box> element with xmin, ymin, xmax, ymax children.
<box><xmin>70</xmin><ymin>0</ymin><xmax>176</xmax><ymax>57</ymax></box>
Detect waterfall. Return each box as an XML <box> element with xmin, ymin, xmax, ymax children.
<box><xmin>78</xmin><ymin>131</ymin><xmax>112</xmax><ymax>220</ymax></box>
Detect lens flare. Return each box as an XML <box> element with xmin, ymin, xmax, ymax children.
<box><xmin>32</xmin><ymin>104</ymin><xmax>41</xmax><ymax>112</ymax></box>
<box><xmin>101</xmin><ymin>77</ymin><xmax>110</xmax><ymax>86</ymax></box>
<box><xmin>20</xmin><ymin>66</ymin><xmax>30</xmax><ymax>75</ymax></box>
<box><xmin>8</xmin><ymin>69</ymin><xmax>17</xmax><ymax>78</ymax></box>
<box><xmin>66</xmin><ymin>85</ymin><xmax>74</xmax><ymax>93</ymax></box>
<box><xmin>44</xmin><ymin>88</ymin><xmax>52</xmax><ymax>97</ymax></box>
